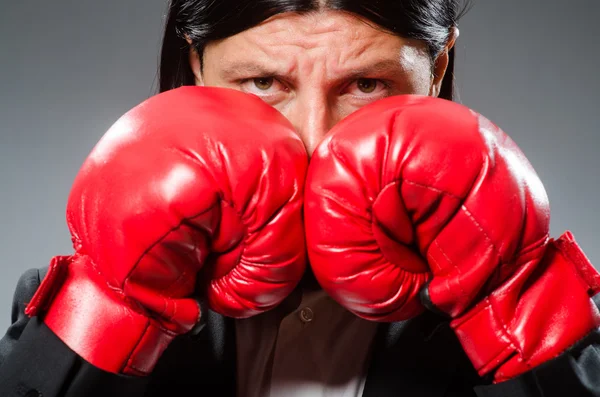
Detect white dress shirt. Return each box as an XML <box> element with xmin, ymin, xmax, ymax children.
<box><xmin>235</xmin><ymin>286</ymin><xmax>379</xmax><ymax>397</ymax></box>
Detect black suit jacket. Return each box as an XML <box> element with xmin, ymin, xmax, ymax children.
<box><xmin>1</xmin><ymin>267</ymin><xmax>600</xmax><ymax>397</ymax></box>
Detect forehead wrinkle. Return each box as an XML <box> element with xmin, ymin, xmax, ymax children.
<box><xmin>326</xmin><ymin>34</ymin><xmax>397</xmax><ymax>75</ymax></box>
<box><xmin>215</xmin><ymin>39</ymin><xmax>298</xmax><ymax>79</ymax></box>
<box><xmin>258</xmin><ymin>11</ymin><xmax>369</xmax><ymax>51</ymax></box>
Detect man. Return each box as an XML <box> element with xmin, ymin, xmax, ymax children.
<box><xmin>1</xmin><ymin>5</ymin><xmax>600</xmax><ymax>397</ymax></box>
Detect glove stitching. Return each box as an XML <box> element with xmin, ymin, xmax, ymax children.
<box><xmin>427</xmin><ymin>248</ymin><xmax>443</xmax><ymax>273</ymax></box>
<box><xmin>124</xmin><ymin>319</ymin><xmax>178</xmax><ymax>375</ymax></box>
<box><xmin>161</xmin><ymin>270</ymin><xmax>190</xmax><ymax>296</ymax></box>
<box><xmin>459</xmin><ymin>205</ymin><xmax>501</xmax><ymax>261</ymax></box>
<box><xmin>455</xmin><ymin>204</ymin><xmax>506</xmax><ymax>295</ymax></box>
<box><xmin>159</xmin><ymin>295</ymin><xmax>181</xmax><ymax>325</ymax></box>
<box><xmin>123</xmin><ymin>319</ymin><xmax>152</xmax><ymax>375</ymax></box>
<box><xmin>457</xmin><ymin>297</ymin><xmax>520</xmax><ymax>377</ymax></box>
<box><xmin>123</xmin><ymin>315</ymin><xmax>180</xmax><ymax>374</ymax></box>
<box><xmin>456</xmin><ymin>204</ymin><xmax>523</xmax><ymax>354</ymax></box>
<box><xmin>399</xmin><ymin>178</ymin><xmax>464</xmax><ymax>200</ymax></box>
<box><xmin>485</xmin><ymin>296</ymin><xmax>522</xmax><ymax>371</ymax></box>
<box><xmin>433</xmin><ymin>239</ymin><xmax>466</xmax><ymax>297</ymax></box>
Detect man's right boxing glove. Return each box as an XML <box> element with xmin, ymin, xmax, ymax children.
<box><xmin>24</xmin><ymin>86</ymin><xmax>308</xmax><ymax>376</ymax></box>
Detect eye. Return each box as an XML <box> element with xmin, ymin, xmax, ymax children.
<box><xmin>252</xmin><ymin>77</ymin><xmax>274</xmax><ymax>91</ymax></box>
<box><xmin>239</xmin><ymin>77</ymin><xmax>287</xmax><ymax>97</ymax></box>
<box><xmin>343</xmin><ymin>78</ymin><xmax>390</xmax><ymax>98</ymax></box>
<box><xmin>356</xmin><ymin>78</ymin><xmax>378</xmax><ymax>94</ymax></box>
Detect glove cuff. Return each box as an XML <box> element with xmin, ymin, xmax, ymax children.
<box><xmin>450</xmin><ymin>232</ymin><xmax>600</xmax><ymax>383</ymax></box>
<box><xmin>30</xmin><ymin>255</ymin><xmax>176</xmax><ymax>376</ymax></box>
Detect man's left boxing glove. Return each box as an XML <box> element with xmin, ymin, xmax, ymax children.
<box><xmin>24</xmin><ymin>86</ymin><xmax>307</xmax><ymax>376</ymax></box>
<box><xmin>305</xmin><ymin>95</ymin><xmax>600</xmax><ymax>382</ymax></box>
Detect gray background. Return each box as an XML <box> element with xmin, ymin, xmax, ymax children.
<box><xmin>0</xmin><ymin>1</ymin><xmax>598</xmax><ymax>331</ymax></box>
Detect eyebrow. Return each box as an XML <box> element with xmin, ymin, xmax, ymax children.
<box><xmin>343</xmin><ymin>59</ymin><xmax>406</xmax><ymax>80</ymax></box>
<box><xmin>219</xmin><ymin>62</ymin><xmax>282</xmax><ymax>80</ymax></box>
<box><xmin>219</xmin><ymin>59</ymin><xmax>406</xmax><ymax>80</ymax></box>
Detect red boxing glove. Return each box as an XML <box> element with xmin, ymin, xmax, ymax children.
<box><xmin>305</xmin><ymin>95</ymin><xmax>600</xmax><ymax>382</ymax></box>
<box><xmin>25</xmin><ymin>86</ymin><xmax>307</xmax><ymax>376</ymax></box>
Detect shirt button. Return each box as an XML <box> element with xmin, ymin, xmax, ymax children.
<box><xmin>299</xmin><ymin>307</ymin><xmax>314</xmax><ymax>323</ymax></box>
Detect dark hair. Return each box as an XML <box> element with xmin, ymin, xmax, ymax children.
<box><xmin>159</xmin><ymin>0</ymin><xmax>471</xmax><ymax>100</ymax></box>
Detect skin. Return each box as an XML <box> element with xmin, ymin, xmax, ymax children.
<box><xmin>188</xmin><ymin>10</ymin><xmax>456</xmax><ymax>156</ymax></box>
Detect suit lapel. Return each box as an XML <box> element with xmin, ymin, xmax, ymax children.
<box><xmin>145</xmin><ymin>310</ymin><xmax>237</xmax><ymax>396</ymax></box>
<box><xmin>362</xmin><ymin>312</ymin><xmax>463</xmax><ymax>397</ymax></box>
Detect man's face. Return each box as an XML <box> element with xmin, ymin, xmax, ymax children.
<box><xmin>190</xmin><ymin>11</ymin><xmax>450</xmax><ymax>155</ymax></box>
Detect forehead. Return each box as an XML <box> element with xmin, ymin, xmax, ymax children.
<box><xmin>249</xmin><ymin>11</ymin><xmax>389</xmax><ymax>47</ymax></box>
<box><xmin>204</xmin><ymin>10</ymin><xmax>428</xmax><ymax>74</ymax></box>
